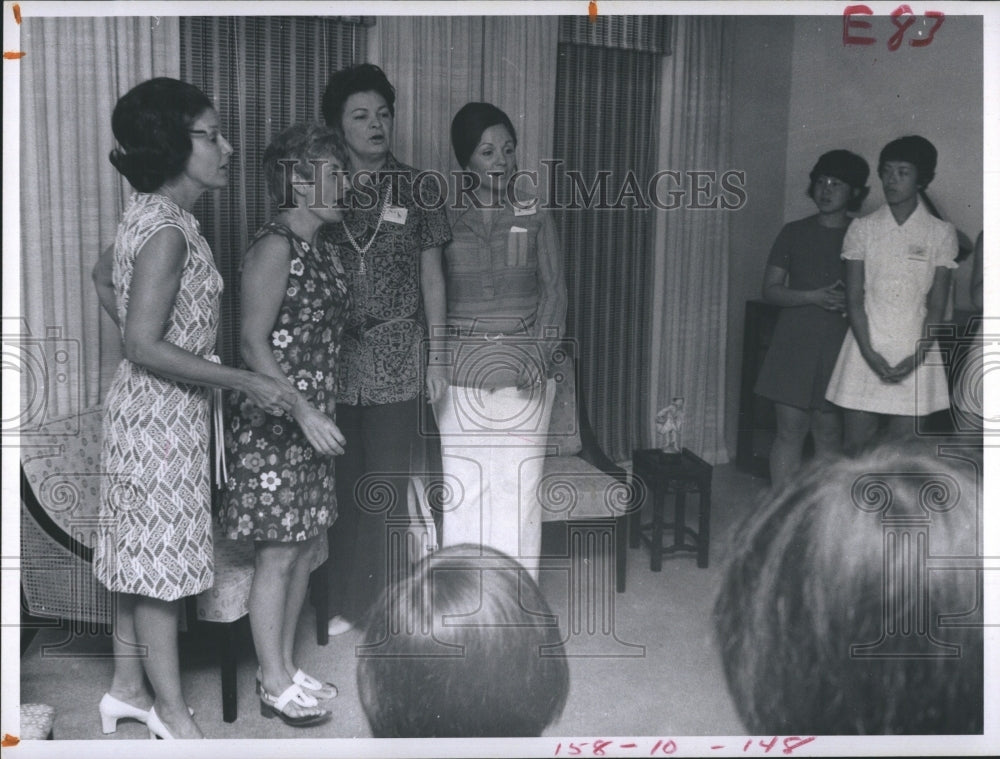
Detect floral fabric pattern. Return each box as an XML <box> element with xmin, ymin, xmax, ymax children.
<box><xmin>223</xmin><ymin>222</ymin><xmax>351</xmax><ymax>542</ymax></box>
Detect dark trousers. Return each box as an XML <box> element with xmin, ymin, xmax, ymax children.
<box><xmin>327</xmin><ymin>398</ymin><xmax>417</xmax><ymax>624</ymax></box>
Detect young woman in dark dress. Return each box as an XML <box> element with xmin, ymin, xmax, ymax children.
<box><xmin>754</xmin><ymin>150</ymin><xmax>869</xmax><ymax>489</ymax></box>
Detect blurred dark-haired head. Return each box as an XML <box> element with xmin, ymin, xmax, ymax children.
<box><xmin>357</xmin><ymin>545</ymin><xmax>570</xmax><ymax>738</ymax></box>
<box><xmin>714</xmin><ymin>443</ymin><xmax>983</xmax><ymax>735</ymax></box>
<box><xmin>108</xmin><ymin>77</ymin><xmax>214</xmax><ymax>192</ymax></box>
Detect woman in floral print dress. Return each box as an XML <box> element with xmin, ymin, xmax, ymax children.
<box><xmin>223</xmin><ymin>123</ymin><xmax>351</xmax><ymax>727</ymax></box>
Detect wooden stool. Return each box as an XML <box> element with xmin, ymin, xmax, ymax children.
<box><xmin>628</xmin><ymin>448</ymin><xmax>712</xmax><ymax>569</ymax></box>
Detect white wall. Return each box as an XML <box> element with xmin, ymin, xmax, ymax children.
<box><xmin>783</xmin><ymin>15</ymin><xmax>983</xmax><ymax>241</ymax></box>
<box><xmin>725</xmin><ymin>14</ymin><xmax>984</xmax><ymax>459</ymax></box>
<box><xmin>724</xmin><ymin>16</ymin><xmax>796</xmax><ymax>459</ymax></box>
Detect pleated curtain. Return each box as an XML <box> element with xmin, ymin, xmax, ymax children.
<box><xmin>16</xmin><ymin>14</ymin><xmax>734</xmax><ymax>466</ymax></box>
<box><xmin>19</xmin><ymin>17</ymin><xmax>179</xmax><ymax>420</ymax></box>
<box><xmin>648</xmin><ymin>16</ymin><xmax>734</xmax><ymax>464</ymax></box>
<box><xmin>180</xmin><ymin>17</ymin><xmax>367</xmax><ymax>364</ymax></box>
<box><xmin>367</xmin><ymin>17</ymin><xmax>558</xmax><ymax>185</ymax></box>
<box><xmin>552</xmin><ymin>19</ymin><xmax>665</xmax><ymax>464</ymax></box>
<box><xmin>480</xmin><ymin>17</ymin><xmax>560</xmax><ymax>189</ymax></box>
<box><xmin>367</xmin><ymin>16</ymin><xmax>482</xmax><ymax>175</ymax></box>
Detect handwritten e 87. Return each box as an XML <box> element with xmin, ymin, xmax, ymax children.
<box><xmin>843</xmin><ymin>4</ymin><xmax>945</xmax><ymax>50</ymax></box>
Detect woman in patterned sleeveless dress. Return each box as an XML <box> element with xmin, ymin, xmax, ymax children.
<box><xmin>92</xmin><ymin>78</ymin><xmax>297</xmax><ymax>740</ymax></box>
<box><xmin>222</xmin><ymin>124</ymin><xmax>351</xmax><ymax>727</ymax></box>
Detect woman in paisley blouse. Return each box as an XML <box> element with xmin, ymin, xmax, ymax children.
<box><xmin>318</xmin><ymin>64</ymin><xmax>450</xmax><ymax>635</ymax></box>
<box><xmin>223</xmin><ymin>123</ymin><xmax>352</xmax><ymax>726</ymax></box>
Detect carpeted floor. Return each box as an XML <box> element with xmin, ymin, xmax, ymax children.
<box><xmin>18</xmin><ymin>462</ymin><xmax>768</xmax><ymax>742</ymax></box>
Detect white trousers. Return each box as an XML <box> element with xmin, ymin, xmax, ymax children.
<box><xmin>433</xmin><ymin>379</ymin><xmax>556</xmax><ymax>579</ymax></box>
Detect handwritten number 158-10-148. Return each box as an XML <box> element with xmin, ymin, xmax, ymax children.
<box><xmin>553</xmin><ymin>736</ymin><xmax>817</xmax><ymax>756</ymax></box>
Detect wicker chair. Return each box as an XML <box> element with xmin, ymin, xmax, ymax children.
<box><xmin>18</xmin><ymin>703</ymin><xmax>56</xmax><ymax>740</ymax></box>
<box><xmin>19</xmin><ymin>406</ymin><xmax>326</xmax><ymax>724</ymax></box>
<box><xmin>20</xmin><ymin>408</ymin><xmax>113</xmax><ymax>645</ymax></box>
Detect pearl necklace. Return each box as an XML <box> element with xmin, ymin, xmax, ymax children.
<box><xmin>342</xmin><ymin>186</ymin><xmax>391</xmax><ymax>276</ymax></box>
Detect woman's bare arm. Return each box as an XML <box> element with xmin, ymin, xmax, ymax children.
<box><xmin>123</xmin><ymin>226</ymin><xmax>296</xmax><ymax>412</ymax></box>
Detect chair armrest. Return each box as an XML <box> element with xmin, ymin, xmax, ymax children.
<box><xmin>574</xmin><ymin>385</ymin><xmax>627</xmax><ymax>484</ymax></box>
<box><xmin>21</xmin><ymin>465</ymin><xmax>93</xmax><ymax>561</ymax></box>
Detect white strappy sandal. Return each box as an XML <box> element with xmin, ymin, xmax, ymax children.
<box><xmin>258</xmin><ymin>683</ymin><xmax>330</xmax><ymax>727</ymax></box>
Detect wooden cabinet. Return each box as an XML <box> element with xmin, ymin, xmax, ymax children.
<box><xmin>736</xmin><ymin>300</ymin><xmax>780</xmax><ymax>477</ymax></box>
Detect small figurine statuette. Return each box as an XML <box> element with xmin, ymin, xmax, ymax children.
<box><xmin>655</xmin><ymin>397</ymin><xmax>685</xmax><ymax>455</ymax></box>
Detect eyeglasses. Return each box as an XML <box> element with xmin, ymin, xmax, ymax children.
<box><xmin>813</xmin><ymin>176</ymin><xmax>848</xmax><ymax>189</ymax></box>
<box><xmin>188</xmin><ymin>129</ymin><xmax>224</xmax><ymax>144</ymax></box>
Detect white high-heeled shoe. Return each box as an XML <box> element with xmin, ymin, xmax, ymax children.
<box><xmin>146</xmin><ymin>705</ymin><xmax>174</xmax><ymax>740</ymax></box>
<box><xmin>326</xmin><ymin>615</ymin><xmax>353</xmax><ymax>636</ymax></box>
<box><xmin>99</xmin><ymin>693</ymin><xmax>194</xmax><ymax>735</ymax></box>
<box><xmin>99</xmin><ymin>692</ymin><xmax>149</xmax><ymax>734</ymax></box>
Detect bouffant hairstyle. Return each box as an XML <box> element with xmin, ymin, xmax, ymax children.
<box><xmin>263</xmin><ymin>122</ymin><xmax>348</xmax><ymax>207</ymax></box>
<box><xmin>357</xmin><ymin>545</ymin><xmax>570</xmax><ymax>738</ymax></box>
<box><xmin>806</xmin><ymin>149</ymin><xmax>871</xmax><ymax>212</ymax></box>
<box><xmin>321</xmin><ymin>63</ymin><xmax>396</xmax><ymax>129</ymax></box>
<box><xmin>879</xmin><ymin>134</ymin><xmax>938</xmax><ymax>187</ymax></box>
<box><xmin>714</xmin><ymin>443</ymin><xmax>983</xmax><ymax>735</ymax></box>
<box><xmin>108</xmin><ymin>77</ymin><xmax>214</xmax><ymax>192</ymax></box>
<box><xmin>450</xmin><ymin>102</ymin><xmax>518</xmax><ymax>169</ymax></box>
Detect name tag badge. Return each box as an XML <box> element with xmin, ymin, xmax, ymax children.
<box><xmin>507</xmin><ymin>226</ymin><xmax>528</xmax><ymax>267</ymax></box>
<box><xmin>906</xmin><ymin>245</ymin><xmax>928</xmax><ymax>262</ymax></box>
<box><xmin>383</xmin><ymin>206</ymin><xmax>408</xmax><ymax>225</ymax></box>
<box><xmin>513</xmin><ymin>201</ymin><xmax>537</xmax><ymax>217</ymax></box>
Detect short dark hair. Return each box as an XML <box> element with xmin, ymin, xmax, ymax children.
<box><xmin>321</xmin><ymin>63</ymin><xmax>395</xmax><ymax>129</ymax></box>
<box><xmin>713</xmin><ymin>443</ymin><xmax>984</xmax><ymax>735</ymax></box>
<box><xmin>806</xmin><ymin>149</ymin><xmax>871</xmax><ymax>212</ymax></box>
<box><xmin>263</xmin><ymin>122</ymin><xmax>347</xmax><ymax>206</ymax></box>
<box><xmin>878</xmin><ymin>134</ymin><xmax>938</xmax><ymax>187</ymax></box>
<box><xmin>108</xmin><ymin>77</ymin><xmax>214</xmax><ymax>192</ymax></box>
<box><xmin>357</xmin><ymin>545</ymin><xmax>570</xmax><ymax>737</ymax></box>
<box><xmin>451</xmin><ymin>102</ymin><xmax>518</xmax><ymax>169</ymax></box>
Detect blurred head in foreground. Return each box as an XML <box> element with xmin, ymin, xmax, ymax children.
<box><xmin>357</xmin><ymin>544</ymin><xmax>569</xmax><ymax>737</ymax></box>
<box><xmin>714</xmin><ymin>443</ymin><xmax>983</xmax><ymax>734</ymax></box>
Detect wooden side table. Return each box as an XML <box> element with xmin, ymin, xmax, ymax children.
<box><xmin>629</xmin><ymin>448</ymin><xmax>712</xmax><ymax>569</ymax></box>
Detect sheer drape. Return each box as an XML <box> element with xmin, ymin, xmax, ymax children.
<box><xmin>368</xmin><ymin>17</ymin><xmax>558</xmax><ymax>179</ymax></box>
<box><xmin>19</xmin><ymin>17</ymin><xmax>179</xmax><ymax>418</ymax></box>
<box><xmin>180</xmin><ymin>17</ymin><xmax>366</xmax><ymax>363</ymax></box>
<box><xmin>480</xmin><ymin>17</ymin><xmax>559</xmax><ymax>186</ymax></box>
<box><xmin>648</xmin><ymin>16</ymin><xmax>734</xmax><ymax>464</ymax></box>
<box><xmin>552</xmin><ymin>35</ymin><xmax>662</xmax><ymax>464</ymax></box>
<box><xmin>368</xmin><ymin>17</ymin><xmax>481</xmax><ymax>173</ymax></box>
